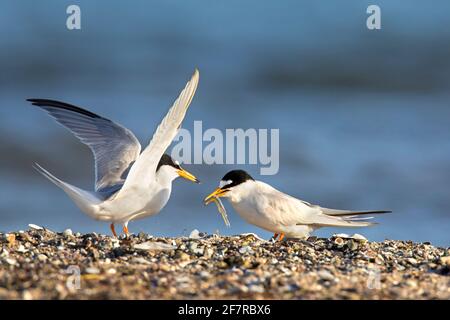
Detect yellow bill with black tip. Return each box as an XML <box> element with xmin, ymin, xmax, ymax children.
<box><xmin>177</xmin><ymin>168</ymin><xmax>200</xmax><ymax>183</ymax></box>
<box><xmin>204</xmin><ymin>187</ymin><xmax>228</xmax><ymax>205</ymax></box>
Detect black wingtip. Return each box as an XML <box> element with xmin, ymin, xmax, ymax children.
<box><xmin>27</xmin><ymin>98</ymin><xmax>103</xmax><ymax>119</ymax></box>
<box><xmin>27</xmin><ymin>98</ymin><xmax>47</xmax><ymax>105</ymax></box>
<box><xmin>27</xmin><ymin>98</ymin><xmax>40</xmax><ymax>106</ymax></box>
<box><xmin>357</xmin><ymin>210</ymin><xmax>392</xmax><ymax>215</ymax></box>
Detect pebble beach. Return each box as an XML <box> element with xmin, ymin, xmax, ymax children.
<box><xmin>0</xmin><ymin>226</ymin><xmax>449</xmax><ymax>300</ymax></box>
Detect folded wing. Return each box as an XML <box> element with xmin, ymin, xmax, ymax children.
<box><xmin>259</xmin><ymin>186</ymin><xmax>385</xmax><ymax>228</ymax></box>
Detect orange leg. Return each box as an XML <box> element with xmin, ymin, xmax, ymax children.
<box><xmin>123</xmin><ymin>225</ymin><xmax>129</xmax><ymax>236</ymax></box>
<box><xmin>278</xmin><ymin>233</ymin><xmax>285</xmax><ymax>241</ymax></box>
<box><xmin>110</xmin><ymin>223</ymin><xmax>117</xmax><ymax>238</ymax></box>
<box><xmin>272</xmin><ymin>233</ymin><xmax>279</xmax><ymax>240</ymax></box>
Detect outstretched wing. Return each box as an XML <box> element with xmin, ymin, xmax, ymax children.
<box><xmin>119</xmin><ymin>69</ymin><xmax>199</xmax><ymax>193</ymax></box>
<box><xmin>28</xmin><ymin>99</ymin><xmax>141</xmax><ymax>192</ymax></box>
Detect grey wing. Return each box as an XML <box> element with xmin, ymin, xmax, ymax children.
<box><xmin>259</xmin><ymin>186</ymin><xmax>378</xmax><ymax>227</ymax></box>
<box><xmin>28</xmin><ymin>99</ymin><xmax>142</xmax><ymax>192</ymax></box>
<box><xmin>319</xmin><ymin>207</ymin><xmax>391</xmax><ymax>217</ymax></box>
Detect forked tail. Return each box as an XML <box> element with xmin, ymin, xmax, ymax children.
<box><xmin>313</xmin><ymin>207</ymin><xmax>391</xmax><ymax>228</ymax></box>
<box><xmin>33</xmin><ymin>163</ymin><xmax>102</xmax><ymax>217</ymax></box>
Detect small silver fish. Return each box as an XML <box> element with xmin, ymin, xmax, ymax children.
<box><xmin>210</xmin><ymin>196</ymin><xmax>230</xmax><ymax>227</ymax></box>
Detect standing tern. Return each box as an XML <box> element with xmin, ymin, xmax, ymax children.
<box><xmin>204</xmin><ymin>170</ymin><xmax>390</xmax><ymax>240</ymax></box>
<box><xmin>29</xmin><ymin>69</ymin><xmax>200</xmax><ymax>237</ymax></box>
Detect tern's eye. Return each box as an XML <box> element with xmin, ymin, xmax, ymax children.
<box><xmin>173</xmin><ymin>160</ymin><xmax>181</xmax><ymax>169</ymax></box>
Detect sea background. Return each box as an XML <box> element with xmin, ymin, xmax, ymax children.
<box><xmin>0</xmin><ymin>1</ymin><xmax>449</xmax><ymax>246</ymax></box>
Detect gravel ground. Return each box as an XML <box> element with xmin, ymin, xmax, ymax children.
<box><xmin>0</xmin><ymin>226</ymin><xmax>449</xmax><ymax>299</ymax></box>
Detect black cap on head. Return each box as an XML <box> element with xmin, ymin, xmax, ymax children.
<box><xmin>157</xmin><ymin>154</ymin><xmax>181</xmax><ymax>171</ymax></box>
<box><xmin>220</xmin><ymin>170</ymin><xmax>254</xmax><ymax>189</ymax></box>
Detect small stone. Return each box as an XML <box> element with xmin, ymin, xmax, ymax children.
<box><xmin>90</xmin><ymin>249</ymin><xmax>100</xmax><ymax>260</ymax></box>
<box><xmin>334</xmin><ymin>233</ymin><xmax>350</xmax><ymax>238</ymax></box>
<box><xmin>440</xmin><ymin>256</ymin><xmax>450</xmax><ymax>267</ymax></box>
<box><xmin>16</xmin><ymin>245</ymin><xmax>27</xmax><ymax>253</ymax></box>
<box><xmin>111</xmin><ymin>239</ymin><xmax>120</xmax><ymax>249</ymax></box>
<box><xmin>347</xmin><ymin>240</ymin><xmax>359</xmax><ymax>251</ymax></box>
<box><xmin>189</xmin><ymin>229</ymin><xmax>202</xmax><ymax>239</ymax></box>
<box><xmin>188</xmin><ymin>242</ymin><xmax>204</xmax><ymax>255</ymax></box>
<box><xmin>113</xmin><ymin>248</ymin><xmax>125</xmax><ymax>257</ymax></box>
<box><xmin>1</xmin><ymin>249</ymin><xmax>9</xmax><ymax>257</ymax></box>
<box><xmin>138</xmin><ymin>232</ymin><xmax>146</xmax><ymax>240</ymax></box>
<box><xmin>375</xmin><ymin>256</ymin><xmax>384</xmax><ymax>264</ymax></box>
<box><xmin>63</xmin><ymin>229</ymin><xmax>73</xmax><ymax>237</ymax></box>
<box><xmin>85</xmin><ymin>267</ymin><xmax>100</xmax><ymax>274</ymax></box>
<box><xmin>5</xmin><ymin>258</ymin><xmax>16</xmax><ymax>265</ymax></box>
<box><xmin>241</xmin><ymin>233</ymin><xmax>266</xmax><ymax>241</ymax></box>
<box><xmin>37</xmin><ymin>254</ymin><xmax>48</xmax><ymax>262</ymax></box>
<box><xmin>131</xmin><ymin>257</ymin><xmax>150</xmax><ymax>264</ymax></box>
<box><xmin>44</xmin><ymin>228</ymin><xmax>55</xmax><ymax>234</ymax></box>
<box><xmin>248</xmin><ymin>284</ymin><xmax>265</xmax><ymax>293</ymax></box>
<box><xmin>406</xmin><ymin>258</ymin><xmax>418</xmax><ymax>265</ymax></box>
<box><xmin>134</xmin><ymin>241</ymin><xmax>175</xmax><ymax>251</ymax></box>
<box><xmin>22</xmin><ymin>290</ymin><xmax>33</xmax><ymax>300</ymax></box>
<box><xmin>334</xmin><ymin>237</ymin><xmax>345</xmax><ymax>246</ymax></box>
<box><xmin>396</xmin><ymin>264</ymin><xmax>406</xmax><ymax>271</ymax></box>
<box><xmin>351</xmin><ymin>233</ymin><xmax>367</xmax><ymax>241</ymax></box>
<box><xmin>175</xmin><ymin>251</ymin><xmax>191</xmax><ymax>261</ymax></box>
<box><xmin>6</xmin><ymin>234</ymin><xmax>15</xmax><ymax>247</ymax></box>
<box><xmin>239</xmin><ymin>245</ymin><xmax>254</xmax><ymax>254</ymax></box>
<box><xmin>203</xmin><ymin>248</ymin><xmax>214</xmax><ymax>258</ymax></box>
<box><xmin>317</xmin><ymin>270</ymin><xmax>335</xmax><ymax>281</ymax></box>
<box><xmin>107</xmin><ymin>268</ymin><xmax>117</xmax><ymax>274</ymax></box>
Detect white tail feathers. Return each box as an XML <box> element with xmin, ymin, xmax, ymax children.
<box><xmin>310</xmin><ymin>213</ymin><xmax>377</xmax><ymax>228</ymax></box>
<box><xmin>33</xmin><ymin>163</ymin><xmax>101</xmax><ymax>217</ymax></box>
<box><xmin>314</xmin><ymin>207</ymin><xmax>390</xmax><ymax>227</ymax></box>
<box><xmin>321</xmin><ymin>208</ymin><xmax>391</xmax><ymax>216</ymax></box>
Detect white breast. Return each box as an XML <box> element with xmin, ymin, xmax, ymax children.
<box><xmin>98</xmin><ymin>182</ymin><xmax>172</xmax><ymax>223</ymax></box>
<box><xmin>229</xmin><ymin>181</ymin><xmax>285</xmax><ymax>233</ymax></box>
<box><xmin>228</xmin><ymin>180</ymin><xmax>317</xmax><ymax>236</ymax></box>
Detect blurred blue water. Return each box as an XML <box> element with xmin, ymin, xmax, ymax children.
<box><xmin>0</xmin><ymin>1</ymin><xmax>449</xmax><ymax>246</ymax></box>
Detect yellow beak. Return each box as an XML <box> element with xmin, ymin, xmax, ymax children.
<box><xmin>177</xmin><ymin>168</ymin><xmax>200</xmax><ymax>183</ymax></box>
<box><xmin>204</xmin><ymin>187</ymin><xmax>228</xmax><ymax>205</ymax></box>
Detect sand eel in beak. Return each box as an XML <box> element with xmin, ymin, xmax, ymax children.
<box><xmin>29</xmin><ymin>69</ymin><xmax>200</xmax><ymax>237</ymax></box>
<box><xmin>204</xmin><ymin>170</ymin><xmax>390</xmax><ymax>241</ymax></box>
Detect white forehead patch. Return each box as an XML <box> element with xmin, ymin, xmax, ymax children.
<box><xmin>219</xmin><ymin>180</ymin><xmax>233</xmax><ymax>188</ymax></box>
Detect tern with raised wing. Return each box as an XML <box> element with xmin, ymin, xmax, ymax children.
<box><xmin>204</xmin><ymin>170</ymin><xmax>390</xmax><ymax>240</ymax></box>
<box><xmin>29</xmin><ymin>69</ymin><xmax>200</xmax><ymax>237</ymax></box>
